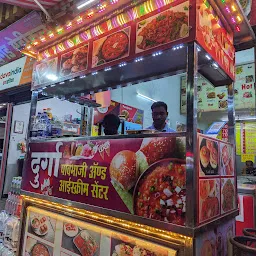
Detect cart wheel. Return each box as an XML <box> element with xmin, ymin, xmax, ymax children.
<box><xmin>243</xmin><ymin>228</ymin><xmax>256</xmax><ymax>238</ymax></box>
<box><xmin>230</xmin><ymin>236</ymin><xmax>256</xmax><ymax>256</ymax></box>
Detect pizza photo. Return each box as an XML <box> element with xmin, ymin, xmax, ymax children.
<box><xmin>92</xmin><ymin>27</ymin><xmax>130</xmax><ymax>68</ymax></box>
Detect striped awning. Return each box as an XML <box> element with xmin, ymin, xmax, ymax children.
<box><xmin>0</xmin><ymin>0</ymin><xmax>62</xmax><ymax>10</ymax></box>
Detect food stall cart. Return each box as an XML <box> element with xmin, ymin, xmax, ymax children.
<box><xmin>18</xmin><ymin>0</ymin><xmax>255</xmax><ymax>255</ymax></box>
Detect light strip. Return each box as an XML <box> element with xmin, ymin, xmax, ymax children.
<box><xmin>77</xmin><ymin>0</ymin><xmax>97</xmax><ymax>9</ymax></box>
<box><xmin>137</xmin><ymin>93</ymin><xmax>157</xmax><ymax>102</ymax></box>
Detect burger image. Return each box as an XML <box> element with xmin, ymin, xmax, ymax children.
<box><xmin>110</xmin><ymin>150</ymin><xmax>138</xmax><ymax>190</ymax></box>
<box><xmin>136</xmin><ymin>137</ymin><xmax>175</xmax><ymax>174</ymax></box>
<box><xmin>200</xmin><ymin>146</ymin><xmax>210</xmax><ymax>168</ymax></box>
<box><xmin>207</xmin><ymin>92</ymin><xmax>216</xmax><ymax>99</ymax></box>
<box><xmin>210</xmin><ymin>147</ymin><xmax>218</xmax><ymax>169</ymax></box>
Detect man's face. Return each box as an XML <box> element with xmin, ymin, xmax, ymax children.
<box><xmin>152</xmin><ymin>106</ymin><xmax>168</xmax><ymax>128</ymax></box>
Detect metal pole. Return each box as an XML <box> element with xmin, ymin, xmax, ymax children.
<box><xmin>185</xmin><ymin>42</ymin><xmax>198</xmax><ymax>228</ymax></box>
<box><xmin>27</xmin><ymin>90</ymin><xmax>38</xmax><ymax>139</ymax></box>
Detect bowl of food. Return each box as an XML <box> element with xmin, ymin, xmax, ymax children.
<box><xmin>31</xmin><ymin>243</ymin><xmax>50</xmax><ymax>256</ymax></box>
<box><xmin>133</xmin><ymin>158</ymin><xmax>186</xmax><ymax>225</ymax></box>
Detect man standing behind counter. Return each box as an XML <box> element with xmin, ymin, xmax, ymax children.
<box><xmin>147</xmin><ymin>101</ymin><xmax>175</xmax><ymax>132</ymax></box>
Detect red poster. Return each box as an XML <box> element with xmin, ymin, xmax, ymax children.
<box><xmin>23</xmin><ymin>136</ymin><xmax>186</xmax><ymax>226</ymax></box>
<box><xmin>196</xmin><ymin>0</ymin><xmax>235</xmax><ymax>80</ymax></box>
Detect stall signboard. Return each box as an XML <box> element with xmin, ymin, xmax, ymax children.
<box><xmin>196</xmin><ymin>0</ymin><xmax>235</xmax><ymax>80</ymax></box>
<box><xmin>198</xmin><ymin>134</ymin><xmax>236</xmax><ymax>224</ymax></box>
<box><xmin>31</xmin><ymin>0</ymin><xmax>192</xmax><ymax>90</ymax></box>
<box><xmin>0</xmin><ymin>56</ymin><xmax>34</xmax><ymax>91</ymax></box>
<box><xmin>0</xmin><ymin>11</ymin><xmax>46</xmax><ymax>66</ymax></box>
<box><xmin>180</xmin><ymin>63</ymin><xmax>255</xmax><ymax>114</ymax></box>
<box><xmin>22</xmin><ymin>136</ymin><xmax>187</xmax><ymax>226</ymax></box>
<box><xmin>240</xmin><ymin>122</ymin><xmax>256</xmax><ymax>154</ymax></box>
<box><xmin>23</xmin><ymin>206</ymin><xmax>177</xmax><ymax>256</ymax></box>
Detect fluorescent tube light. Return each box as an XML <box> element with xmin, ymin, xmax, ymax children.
<box><xmin>77</xmin><ymin>0</ymin><xmax>97</xmax><ymax>9</ymax></box>
<box><xmin>137</xmin><ymin>93</ymin><xmax>156</xmax><ymax>102</ymax></box>
<box><xmin>46</xmin><ymin>74</ymin><xmax>58</xmax><ymax>81</ymax></box>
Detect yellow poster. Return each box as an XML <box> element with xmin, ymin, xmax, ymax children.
<box><xmin>236</xmin><ymin>123</ymin><xmax>241</xmax><ymax>155</ymax></box>
<box><xmin>241</xmin><ymin>122</ymin><xmax>256</xmax><ymax>155</ymax></box>
<box><xmin>241</xmin><ymin>154</ymin><xmax>255</xmax><ymax>163</ymax></box>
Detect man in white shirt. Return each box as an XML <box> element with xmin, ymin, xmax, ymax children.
<box><xmin>147</xmin><ymin>101</ymin><xmax>175</xmax><ymax>132</ymax></box>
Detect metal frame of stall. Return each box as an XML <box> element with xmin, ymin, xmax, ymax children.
<box><xmin>18</xmin><ymin>0</ymin><xmax>255</xmax><ymax>255</ymax></box>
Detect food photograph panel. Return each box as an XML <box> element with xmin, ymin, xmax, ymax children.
<box><xmin>216</xmin><ymin>219</ymin><xmax>235</xmax><ymax>256</ymax></box>
<box><xmin>195</xmin><ymin>229</ymin><xmax>216</xmax><ymax>256</ymax></box>
<box><xmin>33</xmin><ymin>57</ymin><xmax>58</xmax><ymax>86</ymax></box>
<box><xmin>60</xmin><ymin>44</ymin><xmax>89</xmax><ymax>78</ymax></box>
<box><xmin>61</xmin><ymin>222</ymin><xmax>101</xmax><ymax>256</ymax></box>
<box><xmin>110</xmin><ymin>237</ymin><xmax>169</xmax><ymax>256</ymax></box>
<box><xmin>221</xmin><ymin>178</ymin><xmax>236</xmax><ymax>214</ymax></box>
<box><xmin>92</xmin><ymin>27</ymin><xmax>131</xmax><ymax>68</ymax></box>
<box><xmin>220</xmin><ymin>142</ymin><xmax>235</xmax><ymax>176</ymax></box>
<box><xmin>199</xmin><ymin>136</ymin><xmax>219</xmax><ymax>177</ymax></box>
<box><xmin>24</xmin><ymin>236</ymin><xmax>53</xmax><ymax>256</ymax></box>
<box><xmin>135</xmin><ymin>1</ymin><xmax>189</xmax><ymax>54</ymax></box>
<box><xmin>28</xmin><ymin>211</ymin><xmax>57</xmax><ymax>244</ymax></box>
<box><xmin>199</xmin><ymin>179</ymin><xmax>220</xmax><ymax>223</ymax></box>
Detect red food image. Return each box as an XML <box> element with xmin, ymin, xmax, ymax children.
<box><xmin>101</xmin><ymin>31</ymin><xmax>129</xmax><ymax>61</ymax></box>
<box><xmin>243</xmin><ymin>92</ymin><xmax>252</xmax><ymax>98</ymax></box>
<box><xmin>134</xmin><ymin>159</ymin><xmax>186</xmax><ymax>225</ymax></box>
<box><xmin>137</xmin><ymin>10</ymin><xmax>188</xmax><ymax>50</ymax></box>
<box><xmin>81</xmin><ymin>142</ymin><xmax>97</xmax><ymax>159</ymax></box>
<box><xmin>201</xmin><ymin>196</ymin><xmax>219</xmax><ymax>221</ymax></box>
<box><xmin>40</xmin><ymin>217</ymin><xmax>47</xmax><ymax>224</ymax></box>
<box><xmin>31</xmin><ymin>243</ymin><xmax>50</xmax><ymax>256</ymax></box>
<box><xmin>40</xmin><ymin>224</ymin><xmax>48</xmax><ymax>234</ymax></box>
<box><xmin>222</xmin><ymin>179</ymin><xmax>235</xmax><ymax>212</ymax></box>
<box><xmin>65</xmin><ymin>223</ymin><xmax>76</xmax><ymax>231</ymax></box>
<box><xmin>222</xmin><ymin>145</ymin><xmax>229</xmax><ymax>166</ymax></box>
<box><xmin>200</xmin><ymin>180</ymin><xmax>215</xmax><ymax>200</ymax></box>
<box><xmin>206</xmin><ymin>140</ymin><xmax>214</xmax><ymax>151</ymax></box>
<box><xmin>73</xmin><ymin>230</ymin><xmax>98</xmax><ymax>256</ymax></box>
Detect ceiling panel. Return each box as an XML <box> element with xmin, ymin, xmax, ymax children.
<box><xmin>0</xmin><ymin>0</ymin><xmax>62</xmax><ymax>10</ymax></box>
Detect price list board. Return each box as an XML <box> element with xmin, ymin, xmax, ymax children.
<box><xmin>241</xmin><ymin>122</ymin><xmax>256</xmax><ymax>155</ymax></box>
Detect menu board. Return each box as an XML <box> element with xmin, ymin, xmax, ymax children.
<box><xmin>22</xmin><ymin>136</ymin><xmax>187</xmax><ymax>226</ymax></box>
<box><xmin>23</xmin><ymin>206</ymin><xmax>176</xmax><ymax>256</ymax></box>
<box><xmin>180</xmin><ymin>63</ymin><xmax>255</xmax><ymax>114</ymax></box>
<box><xmin>32</xmin><ymin>0</ymin><xmax>191</xmax><ymax>89</ymax></box>
<box><xmin>240</xmin><ymin>122</ymin><xmax>256</xmax><ymax>154</ymax></box>
<box><xmin>195</xmin><ymin>219</ymin><xmax>235</xmax><ymax>256</ymax></box>
<box><xmin>198</xmin><ymin>134</ymin><xmax>236</xmax><ymax>224</ymax></box>
<box><xmin>236</xmin><ymin>123</ymin><xmax>241</xmax><ymax>155</ymax></box>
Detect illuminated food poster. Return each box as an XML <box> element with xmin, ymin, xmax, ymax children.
<box><xmin>196</xmin><ymin>0</ymin><xmax>235</xmax><ymax>79</ymax></box>
<box><xmin>235</xmin><ymin>63</ymin><xmax>255</xmax><ymax>110</ymax></box>
<box><xmin>60</xmin><ymin>45</ymin><xmax>89</xmax><ymax>77</ymax></box>
<box><xmin>199</xmin><ymin>179</ymin><xmax>220</xmax><ymax>223</ymax></box>
<box><xmin>92</xmin><ymin>27</ymin><xmax>131</xmax><ymax>68</ymax></box>
<box><xmin>22</xmin><ymin>136</ymin><xmax>186</xmax><ymax>226</ymax></box>
<box><xmin>181</xmin><ymin>63</ymin><xmax>255</xmax><ymax>114</ymax></box>
<box><xmin>135</xmin><ymin>1</ymin><xmax>189</xmax><ymax>53</ymax></box>
<box><xmin>33</xmin><ymin>57</ymin><xmax>58</xmax><ymax>86</ymax></box>
<box><xmin>23</xmin><ymin>206</ymin><xmax>177</xmax><ymax>256</ymax></box>
<box><xmin>199</xmin><ymin>136</ymin><xmax>219</xmax><ymax>176</ymax></box>
<box><xmin>195</xmin><ymin>219</ymin><xmax>235</xmax><ymax>256</ymax></box>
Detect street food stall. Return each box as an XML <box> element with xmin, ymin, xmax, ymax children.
<box><xmin>18</xmin><ymin>0</ymin><xmax>255</xmax><ymax>255</ymax></box>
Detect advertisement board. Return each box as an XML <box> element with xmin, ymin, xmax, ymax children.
<box><xmin>0</xmin><ymin>11</ymin><xmax>45</xmax><ymax>66</ymax></box>
<box><xmin>22</xmin><ymin>136</ymin><xmax>187</xmax><ymax>226</ymax></box>
<box><xmin>23</xmin><ymin>206</ymin><xmax>177</xmax><ymax>256</ymax></box>
<box><xmin>32</xmin><ymin>0</ymin><xmax>192</xmax><ymax>89</ymax></box>
<box><xmin>0</xmin><ymin>56</ymin><xmax>34</xmax><ymax>91</ymax></box>
<box><xmin>198</xmin><ymin>134</ymin><xmax>236</xmax><ymax>224</ymax></box>
<box><xmin>196</xmin><ymin>0</ymin><xmax>235</xmax><ymax>80</ymax></box>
